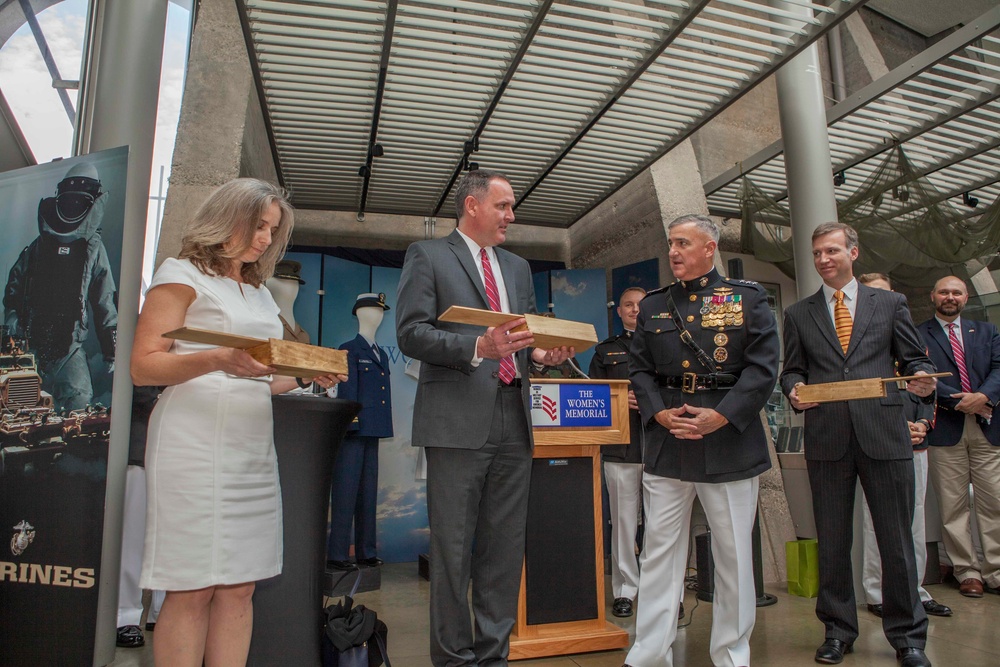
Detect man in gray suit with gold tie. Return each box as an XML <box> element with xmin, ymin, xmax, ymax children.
<box><xmin>780</xmin><ymin>222</ymin><xmax>937</xmax><ymax>667</ymax></box>
<box><xmin>396</xmin><ymin>169</ymin><xmax>572</xmax><ymax>666</ymax></box>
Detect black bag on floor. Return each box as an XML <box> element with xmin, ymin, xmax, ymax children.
<box><xmin>322</xmin><ymin>572</ymin><xmax>391</xmax><ymax>667</ymax></box>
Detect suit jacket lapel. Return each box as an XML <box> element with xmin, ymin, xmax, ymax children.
<box><xmin>447</xmin><ymin>230</ymin><xmax>489</xmax><ymax>308</ymax></box>
<box><xmin>358</xmin><ymin>334</ymin><xmax>385</xmax><ymax>368</ymax></box>
<box><xmin>845</xmin><ymin>285</ymin><xmax>876</xmax><ymax>359</ymax></box>
<box><xmin>925</xmin><ymin>320</ymin><xmax>956</xmax><ymax>367</ymax></box>
<box><xmin>807</xmin><ymin>287</ymin><xmax>843</xmax><ymax>355</ymax></box>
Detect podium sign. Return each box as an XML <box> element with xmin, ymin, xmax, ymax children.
<box><xmin>510</xmin><ymin>379</ymin><xmax>631</xmax><ymax>661</ymax></box>
<box><xmin>530</xmin><ymin>383</ymin><xmax>612</xmax><ymax>427</ymax></box>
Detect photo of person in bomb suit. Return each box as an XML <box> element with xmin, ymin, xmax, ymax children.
<box><xmin>3</xmin><ymin>162</ymin><xmax>118</xmax><ymax>412</ymax></box>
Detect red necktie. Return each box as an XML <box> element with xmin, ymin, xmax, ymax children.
<box><xmin>481</xmin><ymin>248</ymin><xmax>516</xmax><ymax>385</ymax></box>
<box><xmin>947</xmin><ymin>323</ymin><xmax>972</xmax><ymax>393</ymax></box>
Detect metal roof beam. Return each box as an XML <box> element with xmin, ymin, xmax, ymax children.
<box><xmin>358</xmin><ymin>0</ymin><xmax>398</xmax><ymax>220</ymax></box>
<box><xmin>430</xmin><ymin>0</ymin><xmax>556</xmax><ymax>217</ymax></box>
<box><xmin>703</xmin><ymin>5</ymin><xmax>1000</xmax><ymax>197</ymax></box>
<box><xmin>513</xmin><ymin>0</ymin><xmax>713</xmax><ymax>211</ymax></box>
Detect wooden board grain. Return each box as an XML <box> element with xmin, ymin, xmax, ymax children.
<box><xmin>796</xmin><ymin>372</ymin><xmax>950</xmax><ymax>404</ymax></box>
<box><xmin>164</xmin><ymin>327</ymin><xmax>348</xmax><ymax>377</ymax></box>
<box><xmin>439</xmin><ymin>306</ymin><xmax>598</xmax><ymax>352</ymax></box>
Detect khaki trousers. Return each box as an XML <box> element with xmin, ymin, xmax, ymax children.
<box><xmin>928</xmin><ymin>414</ymin><xmax>1000</xmax><ymax>587</ymax></box>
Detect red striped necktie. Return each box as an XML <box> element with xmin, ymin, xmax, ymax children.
<box><xmin>480</xmin><ymin>248</ymin><xmax>516</xmax><ymax>385</ymax></box>
<box><xmin>947</xmin><ymin>323</ymin><xmax>972</xmax><ymax>393</ymax></box>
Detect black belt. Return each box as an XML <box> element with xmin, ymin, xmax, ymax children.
<box><xmin>499</xmin><ymin>378</ymin><xmax>523</xmax><ymax>388</ymax></box>
<box><xmin>656</xmin><ymin>372</ymin><xmax>738</xmax><ymax>393</ymax></box>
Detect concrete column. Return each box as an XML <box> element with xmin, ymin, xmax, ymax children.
<box><xmin>74</xmin><ymin>2</ymin><xmax>168</xmax><ymax>663</ymax></box>
<box><xmin>770</xmin><ymin>1</ymin><xmax>839</xmax><ymax>301</ymax></box>
<box><xmin>156</xmin><ymin>0</ymin><xmax>276</xmax><ymax>266</ymax></box>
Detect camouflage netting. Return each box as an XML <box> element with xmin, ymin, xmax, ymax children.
<box><xmin>739</xmin><ymin>145</ymin><xmax>1000</xmax><ymax>288</ymax></box>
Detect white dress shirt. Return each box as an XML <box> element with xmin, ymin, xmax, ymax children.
<box><xmin>822</xmin><ymin>277</ymin><xmax>859</xmax><ymax>322</ymax></box>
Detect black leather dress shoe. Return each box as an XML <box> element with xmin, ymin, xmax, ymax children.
<box><xmin>144</xmin><ymin>622</ymin><xmax>156</xmax><ymax>632</ymax></box>
<box><xmin>896</xmin><ymin>647</ymin><xmax>931</xmax><ymax>667</ymax></box>
<box><xmin>116</xmin><ymin>625</ymin><xmax>145</xmax><ymax>648</ymax></box>
<box><xmin>867</xmin><ymin>603</ymin><xmax>883</xmax><ymax>618</ymax></box>
<box><xmin>922</xmin><ymin>599</ymin><xmax>952</xmax><ymax>617</ymax></box>
<box><xmin>612</xmin><ymin>597</ymin><xmax>633</xmax><ymax>617</ymax></box>
<box><xmin>815</xmin><ymin>638</ymin><xmax>852</xmax><ymax>664</ymax></box>
<box><xmin>678</xmin><ymin>601</ymin><xmax>685</xmax><ymax>620</ymax></box>
<box><xmin>326</xmin><ymin>559</ymin><xmax>358</xmax><ymax>571</ymax></box>
<box><xmin>358</xmin><ymin>556</ymin><xmax>384</xmax><ymax>567</ymax></box>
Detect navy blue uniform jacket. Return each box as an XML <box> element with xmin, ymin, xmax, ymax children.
<box><xmin>338</xmin><ymin>334</ymin><xmax>393</xmax><ymax>438</ymax></box>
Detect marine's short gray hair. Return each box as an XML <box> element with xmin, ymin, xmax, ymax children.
<box><xmin>668</xmin><ymin>214</ymin><xmax>719</xmax><ymax>243</ymax></box>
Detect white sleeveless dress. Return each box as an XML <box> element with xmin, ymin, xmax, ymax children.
<box><xmin>140</xmin><ymin>258</ymin><xmax>283</xmax><ymax>590</ymax></box>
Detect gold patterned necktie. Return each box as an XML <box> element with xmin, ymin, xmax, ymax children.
<box><xmin>834</xmin><ymin>290</ymin><xmax>852</xmax><ymax>353</ymax></box>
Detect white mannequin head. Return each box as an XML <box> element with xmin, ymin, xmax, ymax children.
<box><xmin>265</xmin><ymin>276</ymin><xmax>300</xmax><ymax>326</ymax></box>
<box><xmin>356</xmin><ymin>305</ymin><xmax>384</xmax><ymax>340</ymax></box>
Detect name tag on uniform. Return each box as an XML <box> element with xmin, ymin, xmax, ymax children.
<box><xmin>606</xmin><ymin>351</ymin><xmax>627</xmax><ymax>356</ymax></box>
<box><xmin>359</xmin><ymin>359</ymin><xmax>374</xmax><ymax>364</ymax></box>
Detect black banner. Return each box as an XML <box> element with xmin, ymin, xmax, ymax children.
<box><xmin>1</xmin><ymin>147</ymin><xmax>129</xmax><ymax>666</ymax></box>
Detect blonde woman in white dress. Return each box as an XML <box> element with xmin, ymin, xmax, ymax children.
<box><xmin>131</xmin><ymin>179</ymin><xmax>344</xmax><ymax>666</ymax></box>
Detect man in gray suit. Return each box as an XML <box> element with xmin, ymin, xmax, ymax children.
<box><xmin>780</xmin><ymin>222</ymin><xmax>936</xmax><ymax>667</ymax></box>
<box><xmin>396</xmin><ymin>169</ymin><xmax>572</xmax><ymax>666</ymax></box>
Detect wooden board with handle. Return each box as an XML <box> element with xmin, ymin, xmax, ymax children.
<box><xmin>163</xmin><ymin>327</ymin><xmax>348</xmax><ymax>377</ymax></box>
<box><xmin>438</xmin><ymin>306</ymin><xmax>598</xmax><ymax>352</ymax></box>
<box><xmin>795</xmin><ymin>372</ymin><xmax>951</xmax><ymax>404</ymax></box>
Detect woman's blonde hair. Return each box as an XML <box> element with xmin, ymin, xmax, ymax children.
<box><xmin>179</xmin><ymin>178</ymin><xmax>294</xmax><ymax>287</ymax></box>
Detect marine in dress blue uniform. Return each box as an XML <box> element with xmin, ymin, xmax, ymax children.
<box><xmin>624</xmin><ymin>215</ymin><xmax>778</xmax><ymax>667</ymax></box>
<box><xmin>327</xmin><ymin>293</ymin><xmax>393</xmax><ymax>568</ymax></box>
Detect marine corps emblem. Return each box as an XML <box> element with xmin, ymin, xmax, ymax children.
<box><xmin>11</xmin><ymin>520</ymin><xmax>35</xmax><ymax>556</ymax></box>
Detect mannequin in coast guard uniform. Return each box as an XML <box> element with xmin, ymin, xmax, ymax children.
<box><xmin>327</xmin><ymin>293</ymin><xmax>393</xmax><ymax>570</ymax></box>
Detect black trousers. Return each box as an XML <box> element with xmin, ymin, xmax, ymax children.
<box><xmin>807</xmin><ymin>429</ymin><xmax>927</xmax><ymax>650</ymax></box>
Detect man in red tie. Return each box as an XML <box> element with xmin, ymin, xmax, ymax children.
<box><xmin>396</xmin><ymin>169</ymin><xmax>573</xmax><ymax>666</ymax></box>
<box><xmin>916</xmin><ymin>276</ymin><xmax>1000</xmax><ymax>598</ymax></box>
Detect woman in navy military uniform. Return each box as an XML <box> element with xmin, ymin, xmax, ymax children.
<box><xmin>327</xmin><ymin>293</ymin><xmax>393</xmax><ymax>569</ymax></box>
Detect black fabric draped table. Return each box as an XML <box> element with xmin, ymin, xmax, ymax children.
<box><xmin>248</xmin><ymin>395</ymin><xmax>361</xmax><ymax>667</ymax></box>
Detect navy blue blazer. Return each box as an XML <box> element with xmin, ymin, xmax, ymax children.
<box><xmin>338</xmin><ymin>334</ymin><xmax>393</xmax><ymax>439</ymax></box>
<box><xmin>918</xmin><ymin>317</ymin><xmax>1000</xmax><ymax>447</ymax></box>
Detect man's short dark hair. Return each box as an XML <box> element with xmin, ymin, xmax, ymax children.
<box><xmin>812</xmin><ymin>222</ymin><xmax>858</xmax><ymax>250</ymax></box>
<box><xmin>454</xmin><ymin>169</ymin><xmax>510</xmax><ymax>222</ymax></box>
<box><xmin>858</xmin><ymin>272</ymin><xmax>891</xmax><ymax>287</ymax></box>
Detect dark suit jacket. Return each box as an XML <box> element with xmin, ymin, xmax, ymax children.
<box><xmin>338</xmin><ymin>333</ymin><xmax>393</xmax><ymax>439</ymax></box>
<box><xmin>917</xmin><ymin>317</ymin><xmax>1000</xmax><ymax>447</ymax></box>
<box><xmin>396</xmin><ymin>230</ymin><xmax>536</xmax><ymax>450</ymax></box>
<box><xmin>780</xmin><ymin>284</ymin><xmax>934</xmax><ymax>461</ymax></box>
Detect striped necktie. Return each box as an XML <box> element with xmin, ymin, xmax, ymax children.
<box><xmin>480</xmin><ymin>248</ymin><xmax>516</xmax><ymax>385</ymax></box>
<box><xmin>947</xmin><ymin>323</ymin><xmax>972</xmax><ymax>393</ymax></box>
<box><xmin>834</xmin><ymin>290</ymin><xmax>852</xmax><ymax>354</ymax></box>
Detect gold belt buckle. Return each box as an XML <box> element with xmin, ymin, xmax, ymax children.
<box><xmin>682</xmin><ymin>372</ymin><xmax>697</xmax><ymax>394</ymax></box>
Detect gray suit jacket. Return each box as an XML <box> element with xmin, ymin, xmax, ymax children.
<box><xmin>780</xmin><ymin>284</ymin><xmax>934</xmax><ymax>461</ymax></box>
<box><xmin>396</xmin><ymin>229</ymin><xmax>537</xmax><ymax>450</ymax></box>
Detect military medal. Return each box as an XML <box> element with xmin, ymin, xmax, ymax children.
<box><xmin>714</xmin><ymin>333</ymin><xmax>729</xmax><ymax>346</ymax></box>
<box><xmin>714</xmin><ymin>347</ymin><xmax>728</xmax><ymax>362</ymax></box>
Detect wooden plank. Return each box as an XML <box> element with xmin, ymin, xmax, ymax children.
<box><xmin>439</xmin><ymin>306</ymin><xmax>598</xmax><ymax>352</ymax></box>
<box><xmin>796</xmin><ymin>378</ymin><xmax>884</xmax><ymax>403</ymax></box>
<box><xmin>164</xmin><ymin>327</ymin><xmax>264</xmax><ymax>349</ymax></box>
<box><xmin>247</xmin><ymin>338</ymin><xmax>348</xmax><ymax>377</ymax></box>
<box><xmin>164</xmin><ymin>327</ymin><xmax>348</xmax><ymax>377</ymax></box>
<box><xmin>796</xmin><ymin>371</ymin><xmax>952</xmax><ymax>404</ymax></box>
<box><xmin>508</xmin><ymin>623</ymin><xmax>630</xmax><ymax>660</ymax></box>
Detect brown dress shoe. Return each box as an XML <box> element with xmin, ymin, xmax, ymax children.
<box><xmin>959</xmin><ymin>578</ymin><xmax>984</xmax><ymax>597</ymax></box>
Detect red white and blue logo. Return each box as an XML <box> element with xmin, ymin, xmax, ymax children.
<box><xmin>530</xmin><ymin>383</ymin><xmax>612</xmax><ymax>427</ymax></box>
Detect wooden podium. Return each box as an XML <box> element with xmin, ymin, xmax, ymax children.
<box><xmin>509</xmin><ymin>379</ymin><xmax>631</xmax><ymax>660</ymax></box>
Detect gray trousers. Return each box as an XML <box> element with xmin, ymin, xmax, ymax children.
<box><xmin>425</xmin><ymin>385</ymin><xmax>532</xmax><ymax>667</ymax></box>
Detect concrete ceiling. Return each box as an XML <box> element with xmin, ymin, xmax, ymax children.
<box><xmin>868</xmin><ymin>0</ymin><xmax>997</xmax><ymax>38</ymax></box>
